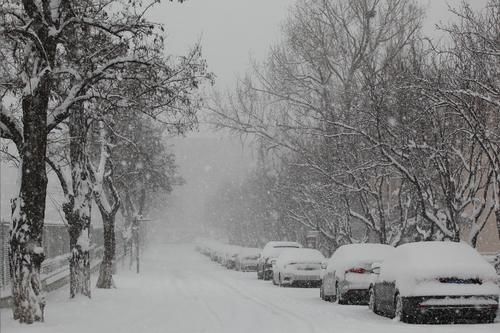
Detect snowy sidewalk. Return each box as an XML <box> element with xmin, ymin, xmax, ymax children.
<box><xmin>1</xmin><ymin>243</ymin><xmax>499</xmax><ymax>333</ymax></box>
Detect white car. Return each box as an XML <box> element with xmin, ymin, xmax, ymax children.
<box><xmin>235</xmin><ymin>247</ymin><xmax>261</xmax><ymax>272</ymax></box>
<box><xmin>257</xmin><ymin>241</ymin><xmax>303</xmax><ymax>280</ymax></box>
<box><xmin>223</xmin><ymin>245</ymin><xmax>243</xmax><ymax>269</ymax></box>
<box><xmin>321</xmin><ymin>243</ymin><xmax>394</xmax><ymax>304</ymax></box>
<box><xmin>370</xmin><ymin>241</ymin><xmax>499</xmax><ymax>323</ymax></box>
<box><xmin>272</xmin><ymin>248</ymin><xmax>325</xmax><ymax>287</ymax></box>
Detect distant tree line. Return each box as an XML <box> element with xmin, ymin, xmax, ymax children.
<box><xmin>0</xmin><ymin>0</ymin><xmax>211</xmax><ymax>323</ymax></box>
<box><xmin>209</xmin><ymin>0</ymin><xmax>500</xmax><ymax>254</ymax></box>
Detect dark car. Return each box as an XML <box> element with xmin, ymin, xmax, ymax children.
<box><xmin>369</xmin><ymin>241</ymin><xmax>499</xmax><ymax>324</ymax></box>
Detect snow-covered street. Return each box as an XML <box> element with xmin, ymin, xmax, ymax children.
<box><xmin>2</xmin><ymin>243</ymin><xmax>498</xmax><ymax>333</ymax></box>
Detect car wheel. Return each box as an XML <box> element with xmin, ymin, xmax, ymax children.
<box><xmin>485</xmin><ymin>313</ymin><xmax>496</xmax><ymax>324</ymax></box>
<box><xmin>329</xmin><ymin>283</ymin><xmax>337</xmax><ymax>303</ymax></box>
<box><xmin>257</xmin><ymin>269</ymin><xmax>263</xmax><ymax>280</ymax></box>
<box><xmin>394</xmin><ymin>293</ymin><xmax>404</xmax><ymax>322</ymax></box>
<box><xmin>368</xmin><ymin>287</ymin><xmax>377</xmax><ymax>313</ymax></box>
<box><xmin>336</xmin><ymin>282</ymin><xmax>345</xmax><ymax>305</ymax></box>
<box><xmin>279</xmin><ymin>274</ymin><xmax>283</xmax><ymax>287</ymax></box>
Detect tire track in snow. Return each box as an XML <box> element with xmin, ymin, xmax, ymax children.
<box><xmin>154</xmin><ymin>246</ymin><xmax>317</xmax><ymax>333</ymax></box>
<box><xmin>205</xmin><ymin>270</ymin><xmax>319</xmax><ymax>333</ymax></box>
<box><xmin>169</xmin><ymin>269</ymin><xmax>225</xmax><ymax>331</ymax></box>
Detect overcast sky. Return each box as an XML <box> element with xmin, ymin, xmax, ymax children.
<box><xmin>149</xmin><ymin>0</ymin><xmax>295</xmax><ymax>90</ymax></box>
<box><xmin>0</xmin><ymin>0</ymin><xmax>491</xmax><ymax>232</ymax></box>
<box><xmin>147</xmin><ymin>0</ymin><xmax>490</xmax><ymax>234</ymax></box>
<box><xmin>151</xmin><ymin>0</ymin><xmax>488</xmax><ymax>90</ymax></box>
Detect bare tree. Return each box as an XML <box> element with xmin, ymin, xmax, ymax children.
<box><xmin>423</xmin><ymin>0</ymin><xmax>500</xmax><ymax>240</ymax></box>
<box><xmin>210</xmin><ymin>0</ymin><xmax>424</xmax><ymax>248</ymax></box>
<box><xmin>0</xmin><ymin>0</ymin><xmax>209</xmax><ymax>322</ymax></box>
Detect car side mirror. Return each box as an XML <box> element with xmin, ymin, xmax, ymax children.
<box><xmin>320</xmin><ymin>262</ymin><xmax>327</xmax><ymax>270</ymax></box>
<box><xmin>369</xmin><ymin>263</ymin><xmax>381</xmax><ymax>275</ymax></box>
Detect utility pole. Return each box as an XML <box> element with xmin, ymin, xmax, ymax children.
<box><xmin>133</xmin><ymin>215</ymin><xmax>151</xmax><ymax>274</ymax></box>
<box><xmin>132</xmin><ymin>216</ymin><xmax>139</xmax><ymax>273</ymax></box>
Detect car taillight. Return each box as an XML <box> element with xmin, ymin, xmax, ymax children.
<box><xmin>346</xmin><ymin>268</ymin><xmax>366</xmax><ymax>274</ymax></box>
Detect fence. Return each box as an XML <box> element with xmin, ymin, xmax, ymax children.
<box><xmin>0</xmin><ymin>221</ymin><xmax>125</xmax><ymax>293</ymax></box>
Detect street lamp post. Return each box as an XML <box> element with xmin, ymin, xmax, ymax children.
<box><xmin>132</xmin><ymin>215</ymin><xmax>151</xmax><ymax>274</ymax></box>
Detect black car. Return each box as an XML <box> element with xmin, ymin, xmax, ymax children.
<box><xmin>369</xmin><ymin>241</ymin><xmax>499</xmax><ymax>324</ymax></box>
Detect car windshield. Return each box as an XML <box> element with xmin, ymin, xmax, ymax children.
<box><xmin>243</xmin><ymin>255</ymin><xmax>259</xmax><ymax>260</ymax></box>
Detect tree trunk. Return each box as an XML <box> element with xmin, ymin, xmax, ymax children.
<box><xmin>90</xmin><ymin>125</ymin><xmax>120</xmax><ymax>288</ymax></box>
<box><xmin>9</xmin><ymin>78</ymin><xmax>50</xmax><ymax>323</ymax></box>
<box><xmin>67</xmin><ymin>215</ymin><xmax>91</xmax><ymax>298</ymax></box>
<box><xmin>67</xmin><ymin>104</ymin><xmax>92</xmax><ymax>298</ymax></box>
<box><xmin>496</xmin><ymin>209</ymin><xmax>500</xmax><ymax>241</ymax></box>
<box><xmin>122</xmin><ymin>191</ymin><xmax>136</xmax><ymax>268</ymax></box>
<box><xmin>495</xmin><ymin>209</ymin><xmax>500</xmax><ymax>271</ymax></box>
<box><xmin>96</xmin><ymin>213</ymin><xmax>115</xmax><ymax>289</ymax></box>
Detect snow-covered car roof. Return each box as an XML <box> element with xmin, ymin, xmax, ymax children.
<box><xmin>224</xmin><ymin>245</ymin><xmax>243</xmax><ymax>256</ymax></box>
<box><xmin>237</xmin><ymin>247</ymin><xmax>261</xmax><ymax>257</ymax></box>
<box><xmin>326</xmin><ymin>243</ymin><xmax>394</xmax><ymax>273</ymax></box>
<box><xmin>261</xmin><ymin>241</ymin><xmax>303</xmax><ymax>258</ymax></box>
<box><xmin>379</xmin><ymin>241</ymin><xmax>498</xmax><ymax>283</ymax></box>
<box><xmin>276</xmin><ymin>248</ymin><xmax>325</xmax><ymax>267</ymax></box>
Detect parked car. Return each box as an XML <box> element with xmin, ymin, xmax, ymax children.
<box><xmin>369</xmin><ymin>241</ymin><xmax>500</xmax><ymax>324</ymax></box>
<box><xmin>236</xmin><ymin>248</ymin><xmax>261</xmax><ymax>272</ymax></box>
<box><xmin>272</xmin><ymin>248</ymin><xmax>325</xmax><ymax>287</ymax></box>
<box><xmin>321</xmin><ymin>243</ymin><xmax>394</xmax><ymax>304</ymax></box>
<box><xmin>223</xmin><ymin>245</ymin><xmax>242</xmax><ymax>269</ymax></box>
<box><xmin>209</xmin><ymin>243</ymin><xmax>224</xmax><ymax>263</ymax></box>
<box><xmin>257</xmin><ymin>241</ymin><xmax>303</xmax><ymax>280</ymax></box>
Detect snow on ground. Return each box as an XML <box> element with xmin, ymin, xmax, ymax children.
<box><xmin>1</xmin><ymin>243</ymin><xmax>499</xmax><ymax>333</ymax></box>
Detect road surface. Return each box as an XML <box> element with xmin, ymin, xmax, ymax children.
<box><xmin>2</xmin><ymin>243</ymin><xmax>499</xmax><ymax>333</ymax></box>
